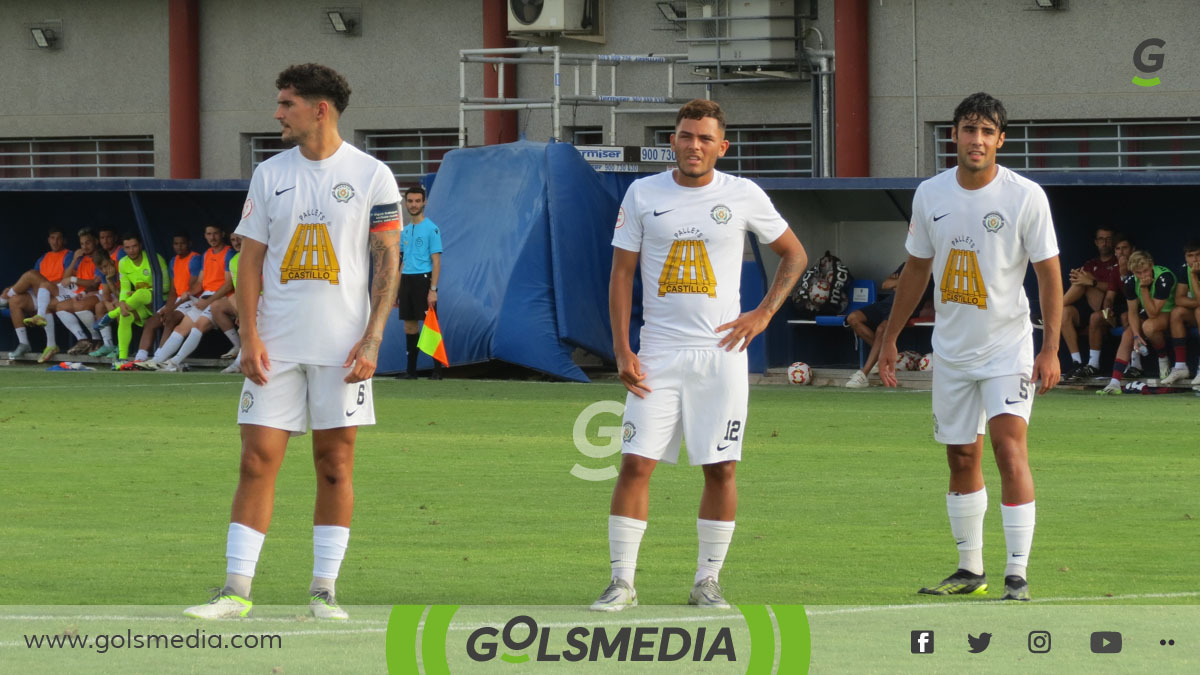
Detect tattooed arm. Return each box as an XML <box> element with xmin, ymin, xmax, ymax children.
<box><xmin>716</xmin><ymin>228</ymin><xmax>807</xmax><ymax>352</ymax></box>
<box><xmin>343</xmin><ymin>220</ymin><xmax>402</xmax><ymax>383</ymax></box>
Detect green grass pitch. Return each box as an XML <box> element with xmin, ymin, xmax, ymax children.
<box><xmin>2</xmin><ymin>366</ymin><xmax>1195</xmax><ymax>609</ymax></box>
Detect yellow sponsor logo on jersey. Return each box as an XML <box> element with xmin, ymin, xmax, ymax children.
<box><xmin>657</xmin><ymin>240</ymin><xmax>717</xmax><ymax>297</ymax></box>
<box><xmin>281</xmin><ymin>223</ymin><xmax>340</xmax><ymax>284</ymax></box>
<box><xmin>940</xmin><ymin>248</ymin><xmax>988</xmax><ymax>308</ymax></box>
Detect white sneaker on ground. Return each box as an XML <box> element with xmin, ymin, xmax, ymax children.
<box><xmin>590</xmin><ymin>578</ymin><xmax>637</xmax><ymax>612</ymax></box>
<box><xmin>688</xmin><ymin>577</ymin><xmax>730</xmax><ymax>609</ymax></box>
<box><xmin>1161</xmin><ymin>367</ymin><xmax>1190</xmax><ymax>385</ymax></box>
<box><xmin>7</xmin><ymin>343</ymin><xmax>31</xmax><ymax>359</ymax></box>
<box><xmin>220</xmin><ymin>347</ymin><xmax>240</xmax><ymax>359</ymax></box>
<box><xmin>845</xmin><ymin>370</ymin><xmax>869</xmax><ymax>388</ymax></box>
<box><xmin>220</xmin><ymin>361</ymin><xmax>242</xmax><ymax>374</ymax></box>
<box><xmin>309</xmin><ymin>590</ymin><xmax>349</xmax><ymax>620</ymax></box>
<box><xmin>183</xmin><ymin>590</ymin><xmax>252</xmax><ymax>619</ymax></box>
<box><xmin>158</xmin><ymin>361</ymin><xmax>179</xmax><ymax>372</ymax></box>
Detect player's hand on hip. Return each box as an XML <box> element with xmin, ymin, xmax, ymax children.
<box><xmin>616</xmin><ymin>349</ymin><xmax>651</xmax><ymax>398</ymax></box>
<box><xmin>716</xmin><ymin>308</ymin><xmax>770</xmax><ymax>352</ymax></box>
<box><xmin>1033</xmin><ymin>349</ymin><xmax>1060</xmax><ymax>394</ymax></box>
<box><xmin>879</xmin><ymin>342</ymin><xmax>900</xmax><ymax>388</ymax></box>
<box><xmin>343</xmin><ymin>335</ymin><xmax>380</xmax><ymax>383</ymax></box>
<box><xmin>241</xmin><ymin>335</ymin><xmax>270</xmax><ymax>385</ymax></box>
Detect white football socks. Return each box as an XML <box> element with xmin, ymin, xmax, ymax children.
<box><xmin>225</xmin><ymin>522</ymin><xmax>266</xmax><ymax>598</ymax></box>
<box><xmin>608</xmin><ymin>515</ymin><xmax>647</xmax><ymax>586</ymax></box>
<box><xmin>1001</xmin><ymin>501</ymin><xmax>1035</xmax><ymax>580</ymax></box>
<box><xmin>224</xmin><ymin>329</ymin><xmax>241</xmax><ymax>349</ymax></box>
<box><xmin>43</xmin><ymin>314</ymin><xmax>57</xmax><ymax>347</ymax></box>
<box><xmin>76</xmin><ymin>310</ymin><xmax>101</xmax><ymax>339</ymax></box>
<box><xmin>35</xmin><ymin>288</ymin><xmax>50</xmax><ymax>317</ymax></box>
<box><xmin>55</xmin><ymin>311</ymin><xmax>87</xmax><ymax>340</ymax></box>
<box><xmin>154</xmin><ymin>331</ymin><xmax>185</xmax><ymax>362</ymax></box>
<box><xmin>947</xmin><ymin>489</ymin><xmax>987</xmax><ymax>575</ymax></box>
<box><xmin>312</xmin><ymin>525</ymin><xmax>350</xmax><ymax>596</ymax></box>
<box><xmin>171</xmin><ymin>327</ymin><xmax>204</xmax><ymax>365</ymax></box>
<box><xmin>15</xmin><ymin>327</ymin><xmax>29</xmax><ymax>346</ymax></box>
<box><xmin>695</xmin><ymin>519</ymin><xmax>735</xmax><ymax>584</ymax></box>
<box><xmin>1088</xmin><ymin>349</ymin><xmax>1101</xmax><ymax>369</ymax></box>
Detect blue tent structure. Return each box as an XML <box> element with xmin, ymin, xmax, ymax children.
<box><xmin>378</xmin><ymin>140</ymin><xmax>638</xmax><ymax>382</ymax></box>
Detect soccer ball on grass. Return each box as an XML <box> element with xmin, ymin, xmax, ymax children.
<box><xmin>787</xmin><ymin>361</ymin><xmax>813</xmax><ymax>385</ymax></box>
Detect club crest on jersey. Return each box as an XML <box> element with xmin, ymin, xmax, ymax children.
<box><xmin>241</xmin><ymin>198</ymin><xmax>253</xmax><ymax>220</ymax></box>
<box><xmin>615</xmin><ymin>206</ymin><xmax>625</xmax><ymax>229</ymax></box>
<box><xmin>622</xmin><ymin>422</ymin><xmax>636</xmax><ymax>443</ymax></box>
<box><xmin>710</xmin><ymin>204</ymin><xmax>732</xmax><ymax>225</ymax></box>
<box><xmin>240</xmin><ymin>392</ymin><xmax>254</xmax><ymax>413</ymax></box>
<box><xmin>982</xmin><ymin>211</ymin><xmax>1006</xmax><ymax>234</ymax></box>
<box><xmin>332</xmin><ymin>182</ymin><xmax>355</xmax><ymax>203</ymax></box>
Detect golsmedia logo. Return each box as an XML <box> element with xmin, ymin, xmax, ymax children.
<box><xmin>386</xmin><ymin>604</ymin><xmax>810</xmax><ymax>673</ymax></box>
<box><xmin>1132</xmin><ymin>38</ymin><xmax>1165</xmax><ymax>87</ymax></box>
<box><xmin>466</xmin><ymin>615</ymin><xmax>735</xmax><ymax>663</ymax></box>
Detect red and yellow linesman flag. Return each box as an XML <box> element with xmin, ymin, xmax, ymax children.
<box><xmin>418</xmin><ymin>307</ymin><xmax>449</xmax><ymax>367</ymax></box>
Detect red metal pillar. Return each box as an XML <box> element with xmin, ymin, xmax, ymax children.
<box><xmin>834</xmin><ymin>0</ymin><xmax>869</xmax><ymax>177</ymax></box>
<box><xmin>483</xmin><ymin>0</ymin><xmax>518</xmax><ymax>145</ymax></box>
<box><xmin>168</xmin><ymin>0</ymin><xmax>200</xmax><ymax>178</ymax></box>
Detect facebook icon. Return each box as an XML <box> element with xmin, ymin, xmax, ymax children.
<box><xmin>911</xmin><ymin>630</ymin><xmax>935</xmax><ymax>654</ymax></box>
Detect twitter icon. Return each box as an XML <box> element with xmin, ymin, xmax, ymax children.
<box><xmin>968</xmin><ymin>633</ymin><xmax>992</xmax><ymax>653</ymax></box>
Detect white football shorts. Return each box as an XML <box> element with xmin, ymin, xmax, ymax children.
<box><xmin>620</xmin><ymin>348</ymin><xmax>748</xmax><ymax>465</ymax></box>
<box><xmin>237</xmin><ymin>361</ymin><xmax>375</xmax><ymax>434</ymax></box>
<box><xmin>931</xmin><ymin>335</ymin><xmax>1035</xmax><ymax>445</ymax></box>
<box><xmin>183</xmin><ymin>292</ymin><xmax>215</xmax><ymax>322</ymax></box>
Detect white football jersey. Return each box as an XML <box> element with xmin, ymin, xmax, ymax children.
<box><xmin>235</xmin><ymin>142</ymin><xmax>401</xmax><ymax>366</ymax></box>
<box><xmin>613</xmin><ymin>170</ymin><xmax>789</xmax><ymax>350</ymax></box>
<box><xmin>907</xmin><ymin>165</ymin><xmax>1059</xmax><ymax>369</ymax></box>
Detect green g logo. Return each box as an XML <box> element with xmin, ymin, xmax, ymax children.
<box><xmin>1132</xmin><ymin>38</ymin><xmax>1165</xmax><ymax>87</ymax></box>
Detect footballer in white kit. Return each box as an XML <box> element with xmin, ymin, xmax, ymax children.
<box><xmin>234</xmin><ymin>140</ymin><xmax>401</xmax><ymax>431</ymax></box>
<box><xmin>593</xmin><ymin>99</ymin><xmax>807</xmax><ymax>612</ymax></box>
<box><xmin>880</xmin><ymin>92</ymin><xmax>1062</xmax><ymax>603</ymax></box>
<box><xmin>185</xmin><ymin>64</ymin><xmax>402</xmax><ymax>623</ymax></box>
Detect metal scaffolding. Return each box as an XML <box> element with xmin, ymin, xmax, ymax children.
<box><xmin>458</xmin><ymin>47</ymin><xmax>693</xmax><ymax>147</ymax></box>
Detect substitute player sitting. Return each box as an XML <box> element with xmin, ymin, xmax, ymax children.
<box><xmin>184</xmin><ymin>63</ymin><xmax>401</xmax><ymax>621</ymax></box>
<box><xmin>94</xmin><ymin>232</ymin><xmax>170</xmax><ymax>365</ymax></box>
<box><xmin>591</xmin><ymin>99</ymin><xmax>806</xmax><ymax>612</ymax></box>
<box><xmin>1098</xmin><ymin>250</ymin><xmax>1179</xmax><ymax>394</ymax></box>
<box><xmin>880</xmin><ymin>92</ymin><xmax>1063</xmax><ymax>602</ymax></box>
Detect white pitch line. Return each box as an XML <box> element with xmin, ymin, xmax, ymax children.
<box><xmin>0</xmin><ymin>381</ymin><xmax>240</xmax><ymax>391</ymax></box>
<box><xmin>431</xmin><ymin>613</ymin><xmax>746</xmax><ymax>632</ymax></box>
<box><xmin>805</xmin><ymin>590</ymin><xmax>1200</xmax><ymax>615</ymax></box>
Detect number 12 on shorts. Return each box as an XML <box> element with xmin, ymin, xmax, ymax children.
<box><xmin>723</xmin><ymin>420</ymin><xmax>741</xmax><ymax>441</ymax></box>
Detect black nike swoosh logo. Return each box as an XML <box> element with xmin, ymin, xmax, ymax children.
<box><xmin>707</xmin><ymin>558</ymin><xmax>722</xmax><ymax>563</ymax></box>
<box><xmin>716</xmin><ymin>443</ymin><xmax>731</xmax><ymax>451</ymax></box>
<box><xmin>955</xmin><ymin>540</ymin><xmax>967</xmax><ymax>546</ymax></box>
<box><xmin>345</xmin><ymin>408</ymin><xmax>358</xmax><ymax>417</ymax></box>
<box><xmin>1012</xmin><ymin>553</ymin><xmax>1026</xmax><ymax>558</ymax></box>
<box><xmin>275</xmin><ymin>186</ymin><xmax>296</xmax><ymax>195</ymax></box>
<box><xmin>653</xmin><ymin>209</ymin><xmax>674</xmax><ymax>217</ymax></box>
<box><xmin>1004</xmin><ymin>398</ymin><xmax>1023</xmax><ymax>405</ymax></box>
<box><xmin>933</xmin><ymin>213</ymin><xmax>950</xmax><ymax>221</ymax></box>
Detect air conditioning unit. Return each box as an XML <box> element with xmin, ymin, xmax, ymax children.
<box><xmin>508</xmin><ymin>0</ymin><xmax>591</xmax><ymax>32</ymax></box>
<box><xmin>686</xmin><ymin>0</ymin><xmax>796</xmax><ymax>65</ymax></box>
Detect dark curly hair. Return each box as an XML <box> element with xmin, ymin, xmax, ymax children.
<box><xmin>276</xmin><ymin>63</ymin><xmax>351</xmax><ymax>114</ymax></box>
<box><xmin>675</xmin><ymin>98</ymin><xmax>726</xmax><ymax>131</ymax></box>
<box><xmin>952</xmin><ymin>92</ymin><xmax>1007</xmax><ymax>133</ymax></box>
